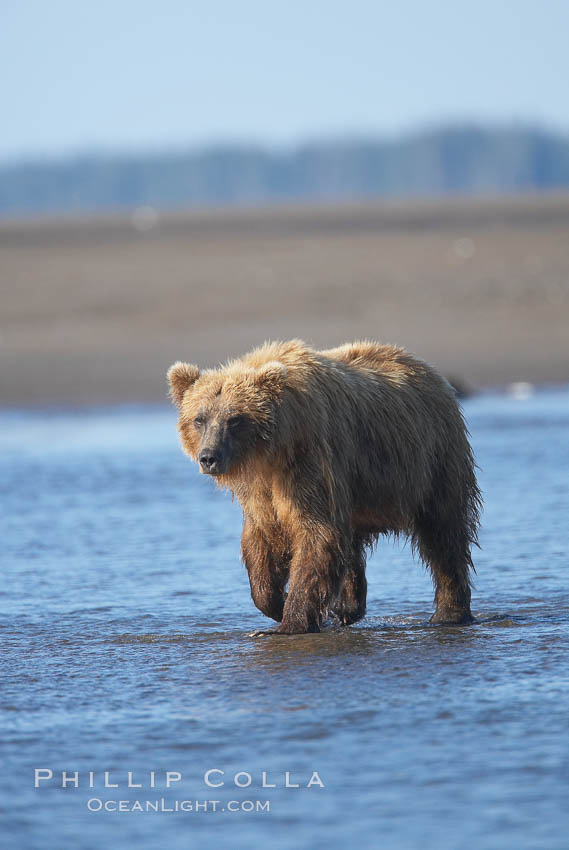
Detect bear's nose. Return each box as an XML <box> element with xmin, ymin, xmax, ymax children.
<box><xmin>199</xmin><ymin>450</ymin><xmax>221</xmax><ymax>473</ymax></box>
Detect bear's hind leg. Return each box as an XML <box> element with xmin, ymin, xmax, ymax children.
<box><xmin>332</xmin><ymin>535</ymin><xmax>367</xmax><ymax>625</ymax></box>
<box><xmin>414</xmin><ymin>510</ymin><xmax>475</xmax><ymax>625</ymax></box>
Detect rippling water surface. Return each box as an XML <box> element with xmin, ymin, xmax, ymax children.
<box><xmin>2</xmin><ymin>390</ymin><xmax>569</xmax><ymax>849</ymax></box>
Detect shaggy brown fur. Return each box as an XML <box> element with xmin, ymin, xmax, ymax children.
<box><xmin>168</xmin><ymin>340</ymin><xmax>481</xmax><ymax>634</ymax></box>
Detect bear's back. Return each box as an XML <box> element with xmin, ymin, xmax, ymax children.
<box><xmin>320</xmin><ymin>340</ymin><xmax>427</xmax><ymax>386</ymax></box>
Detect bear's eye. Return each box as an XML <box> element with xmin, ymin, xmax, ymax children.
<box><xmin>194</xmin><ymin>415</ymin><xmax>206</xmax><ymax>428</ymax></box>
<box><xmin>228</xmin><ymin>415</ymin><xmax>245</xmax><ymax>430</ymax></box>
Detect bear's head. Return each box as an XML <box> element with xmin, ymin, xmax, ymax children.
<box><xmin>167</xmin><ymin>359</ymin><xmax>288</xmax><ymax>477</ymax></box>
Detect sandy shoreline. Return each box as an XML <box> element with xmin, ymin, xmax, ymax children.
<box><xmin>2</xmin><ymin>194</ymin><xmax>569</xmax><ymax>406</ymax></box>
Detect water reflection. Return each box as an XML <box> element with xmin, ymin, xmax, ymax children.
<box><xmin>1</xmin><ymin>390</ymin><xmax>569</xmax><ymax>850</ymax></box>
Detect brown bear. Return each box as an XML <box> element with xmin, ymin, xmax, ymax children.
<box><xmin>168</xmin><ymin>340</ymin><xmax>481</xmax><ymax>634</ymax></box>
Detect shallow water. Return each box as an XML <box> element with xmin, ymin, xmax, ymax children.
<box><xmin>1</xmin><ymin>390</ymin><xmax>569</xmax><ymax>849</ymax></box>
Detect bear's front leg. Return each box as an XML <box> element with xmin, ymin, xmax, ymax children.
<box><xmin>242</xmin><ymin>518</ymin><xmax>288</xmax><ymax>623</ymax></box>
<box><xmin>275</xmin><ymin>526</ymin><xmax>344</xmax><ymax>635</ymax></box>
<box><xmin>332</xmin><ymin>534</ymin><xmax>367</xmax><ymax>625</ymax></box>
<box><xmin>333</xmin><ymin>570</ymin><xmax>367</xmax><ymax>626</ymax></box>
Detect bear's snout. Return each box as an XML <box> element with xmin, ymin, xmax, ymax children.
<box><xmin>199</xmin><ymin>449</ymin><xmax>224</xmax><ymax>475</ymax></box>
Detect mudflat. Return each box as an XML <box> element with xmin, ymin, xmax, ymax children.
<box><xmin>2</xmin><ymin>194</ymin><xmax>569</xmax><ymax>406</ymax></box>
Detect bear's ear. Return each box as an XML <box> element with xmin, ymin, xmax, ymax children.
<box><xmin>253</xmin><ymin>361</ymin><xmax>288</xmax><ymax>394</ymax></box>
<box><xmin>167</xmin><ymin>361</ymin><xmax>200</xmax><ymax>407</ymax></box>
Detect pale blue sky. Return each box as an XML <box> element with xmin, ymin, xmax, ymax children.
<box><xmin>2</xmin><ymin>0</ymin><xmax>568</xmax><ymax>161</ymax></box>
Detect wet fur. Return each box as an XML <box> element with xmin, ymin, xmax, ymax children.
<box><xmin>168</xmin><ymin>340</ymin><xmax>482</xmax><ymax>634</ymax></box>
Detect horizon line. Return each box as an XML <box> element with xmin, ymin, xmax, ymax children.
<box><xmin>2</xmin><ymin>118</ymin><xmax>569</xmax><ymax>170</ymax></box>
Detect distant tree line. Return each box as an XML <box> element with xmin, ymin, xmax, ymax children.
<box><xmin>1</xmin><ymin>124</ymin><xmax>569</xmax><ymax>215</ymax></box>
